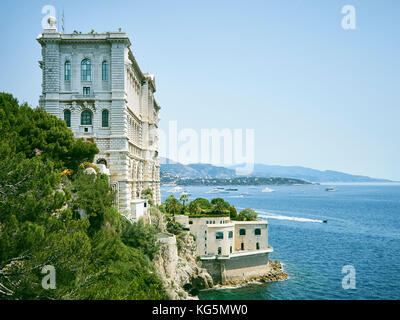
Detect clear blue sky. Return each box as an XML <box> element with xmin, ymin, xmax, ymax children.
<box><xmin>0</xmin><ymin>0</ymin><xmax>399</xmax><ymax>180</ymax></box>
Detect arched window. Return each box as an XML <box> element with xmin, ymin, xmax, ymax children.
<box><xmin>102</xmin><ymin>61</ymin><xmax>108</xmax><ymax>81</ymax></box>
<box><xmin>102</xmin><ymin>109</ymin><xmax>109</xmax><ymax>127</ymax></box>
<box><xmin>65</xmin><ymin>61</ymin><xmax>71</xmax><ymax>81</ymax></box>
<box><xmin>97</xmin><ymin>158</ymin><xmax>107</xmax><ymax>166</ymax></box>
<box><xmin>64</xmin><ymin>110</ymin><xmax>71</xmax><ymax>127</ymax></box>
<box><xmin>81</xmin><ymin>110</ymin><xmax>92</xmax><ymax>125</ymax></box>
<box><xmin>81</xmin><ymin>59</ymin><xmax>91</xmax><ymax>81</ymax></box>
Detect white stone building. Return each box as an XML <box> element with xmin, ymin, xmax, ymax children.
<box><xmin>37</xmin><ymin>18</ymin><xmax>161</xmax><ymax>221</ymax></box>
<box><xmin>174</xmin><ymin>215</ymin><xmax>274</xmax><ymax>284</ymax></box>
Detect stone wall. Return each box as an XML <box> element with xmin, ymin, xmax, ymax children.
<box><xmin>201</xmin><ymin>252</ymin><xmax>271</xmax><ymax>285</ymax></box>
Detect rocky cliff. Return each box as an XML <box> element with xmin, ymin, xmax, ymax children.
<box><xmin>149</xmin><ymin>208</ymin><xmax>213</xmax><ymax>300</ymax></box>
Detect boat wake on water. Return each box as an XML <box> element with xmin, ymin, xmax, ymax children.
<box><xmin>238</xmin><ymin>208</ymin><xmax>324</xmax><ymax>223</ymax></box>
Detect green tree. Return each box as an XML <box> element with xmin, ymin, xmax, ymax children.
<box><xmin>0</xmin><ymin>93</ymin><xmax>98</xmax><ymax>172</ymax></box>
<box><xmin>190</xmin><ymin>198</ymin><xmax>212</xmax><ymax>211</ymax></box>
<box><xmin>229</xmin><ymin>206</ymin><xmax>238</xmax><ymax>220</ymax></box>
<box><xmin>165</xmin><ymin>195</ymin><xmax>182</xmax><ymax>216</ymax></box>
<box><xmin>121</xmin><ymin>219</ymin><xmax>160</xmax><ymax>260</ymax></box>
<box><xmin>238</xmin><ymin>208</ymin><xmax>258</xmax><ymax>221</ymax></box>
<box><xmin>210</xmin><ymin>198</ymin><xmax>230</xmax><ymax>215</ymax></box>
<box><xmin>187</xmin><ymin>202</ymin><xmax>202</xmax><ymax>215</ymax></box>
<box><xmin>180</xmin><ymin>194</ymin><xmax>189</xmax><ymax>206</ymax></box>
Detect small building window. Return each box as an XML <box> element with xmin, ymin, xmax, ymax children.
<box><xmin>81</xmin><ymin>59</ymin><xmax>91</xmax><ymax>81</ymax></box>
<box><xmin>239</xmin><ymin>229</ymin><xmax>246</xmax><ymax>236</ymax></box>
<box><xmin>255</xmin><ymin>228</ymin><xmax>261</xmax><ymax>236</ymax></box>
<box><xmin>81</xmin><ymin>110</ymin><xmax>92</xmax><ymax>125</ymax></box>
<box><xmin>102</xmin><ymin>110</ymin><xmax>109</xmax><ymax>127</ymax></box>
<box><xmin>230</xmin><ymin>246</ymin><xmax>232</xmax><ymax>253</ymax></box>
<box><xmin>189</xmin><ymin>221</ymin><xmax>193</xmax><ymax>225</ymax></box>
<box><xmin>102</xmin><ymin>61</ymin><xmax>108</xmax><ymax>80</ymax></box>
<box><xmin>218</xmin><ymin>247</ymin><xmax>222</xmax><ymax>255</ymax></box>
<box><xmin>241</xmin><ymin>243</ymin><xmax>244</xmax><ymax>250</ymax></box>
<box><xmin>228</xmin><ymin>231</ymin><xmax>233</xmax><ymax>238</ymax></box>
<box><xmin>216</xmin><ymin>232</ymin><xmax>224</xmax><ymax>240</ymax></box>
<box><xmin>144</xmin><ymin>202</ymin><xmax>147</xmax><ymax>208</ymax></box>
<box><xmin>65</xmin><ymin>61</ymin><xmax>71</xmax><ymax>81</ymax></box>
<box><xmin>64</xmin><ymin>110</ymin><xmax>71</xmax><ymax>127</ymax></box>
<box><xmin>256</xmin><ymin>242</ymin><xmax>260</xmax><ymax>250</ymax></box>
<box><xmin>206</xmin><ymin>221</ymin><xmax>209</xmax><ymax>224</ymax></box>
<box><xmin>213</xmin><ymin>221</ymin><xmax>215</xmax><ymax>224</ymax></box>
<box><xmin>83</xmin><ymin>87</ymin><xmax>91</xmax><ymax>95</ymax></box>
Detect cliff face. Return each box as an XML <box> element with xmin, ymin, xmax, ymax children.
<box><xmin>150</xmin><ymin>208</ymin><xmax>213</xmax><ymax>300</ymax></box>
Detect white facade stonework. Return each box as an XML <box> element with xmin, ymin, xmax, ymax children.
<box><xmin>37</xmin><ymin>21</ymin><xmax>161</xmax><ymax>221</ymax></box>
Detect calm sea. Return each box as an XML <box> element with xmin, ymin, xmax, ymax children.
<box><xmin>161</xmin><ymin>183</ymin><xmax>400</xmax><ymax>300</ymax></box>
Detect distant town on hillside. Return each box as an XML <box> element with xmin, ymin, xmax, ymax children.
<box><xmin>160</xmin><ymin>158</ymin><xmax>393</xmax><ymax>185</ymax></box>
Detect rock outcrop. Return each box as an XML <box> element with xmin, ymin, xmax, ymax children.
<box><xmin>150</xmin><ymin>208</ymin><xmax>213</xmax><ymax>300</ymax></box>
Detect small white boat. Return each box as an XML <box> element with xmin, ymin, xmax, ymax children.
<box><xmin>167</xmin><ymin>186</ymin><xmax>184</xmax><ymax>193</ymax></box>
<box><xmin>206</xmin><ymin>188</ymin><xmax>229</xmax><ymax>194</ymax></box>
<box><xmin>262</xmin><ymin>187</ymin><xmax>275</xmax><ymax>193</ymax></box>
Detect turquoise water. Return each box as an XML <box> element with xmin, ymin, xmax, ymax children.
<box><xmin>161</xmin><ymin>184</ymin><xmax>400</xmax><ymax>300</ymax></box>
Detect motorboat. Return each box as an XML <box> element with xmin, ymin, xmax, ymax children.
<box><xmin>167</xmin><ymin>186</ymin><xmax>184</xmax><ymax>193</ymax></box>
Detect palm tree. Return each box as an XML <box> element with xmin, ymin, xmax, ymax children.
<box><xmin>180</xmin><ymin>194</ymin><xmax>189</xmax><ymax>206</ymax></box>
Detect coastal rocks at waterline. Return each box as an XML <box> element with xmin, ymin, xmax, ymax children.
<box><xmin>259</xmin><ymin>260</ymin><xmax>288</xmax><ymax>282</ymax></box>
<box><xmin>215</xmin><ymin>260</ymin><xmax>288</xmax><ymax>288</ymax></box>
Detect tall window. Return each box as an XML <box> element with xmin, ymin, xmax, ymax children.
<box><xmin>64</xmin><ymin>110</ymin><xmax>71</xmax><ymax>127</ymax></box>
<box><xmin>256</xmin><ymin>243</ymin><xmax>260</xmax><ymax>250</ymax></box>
<box><xmin>218</xmin><ymin>247</ymin><xmax>222</xmax><ymax>255</ymax></box>
<box><xmin>65</xmin><ymin>61</ymin><xmax>71</xmax><ymax>81</ymax></box>
<box><xmin>81</xmin><ymin>59</ymin><xmax>91</xmax><ymax>81</ymax></box>
<box><xmin>241</xmin><ymin>243</ymin><xmax>244</xmax><ymax>250</ymax></box>
<box><xmin>81</xmin><ymin>110</ymin><xmax>92</xmax><ymax>125</ymax></box>
<box><xmin>228</xmin><ymin>231</ymin><xmax>233</xmax><ymax>239</ymax></box>
<box><xmin>102</xmin><ymin>110</ymin><xmax>109</xmax><ymax>127</ymax></box>
<box><xmin>102</xmin><ymin>61</ymin><xmax>108</xmax><ymax>80</ymax></box>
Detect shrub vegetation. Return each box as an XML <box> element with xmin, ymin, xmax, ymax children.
<box><xmin>0</xmin><ymin>93</ymin><xmax>167</xmax><ymax>300</ymax></box>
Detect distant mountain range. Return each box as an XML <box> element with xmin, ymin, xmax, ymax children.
<box><xmin>160</xmin><ymin>158</ymin><xmax>236</xmax><ymax>179</ymax></box>
<box><xmin>160</xmin><ymin>158</ymin><xmax>392</xmax><ymax>183</ymax></box>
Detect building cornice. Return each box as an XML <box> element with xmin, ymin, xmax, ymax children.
<box><xmin>37</xmin><ymin>31</ymin><xmax>131</xmax><ymax>46</ymax></box>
